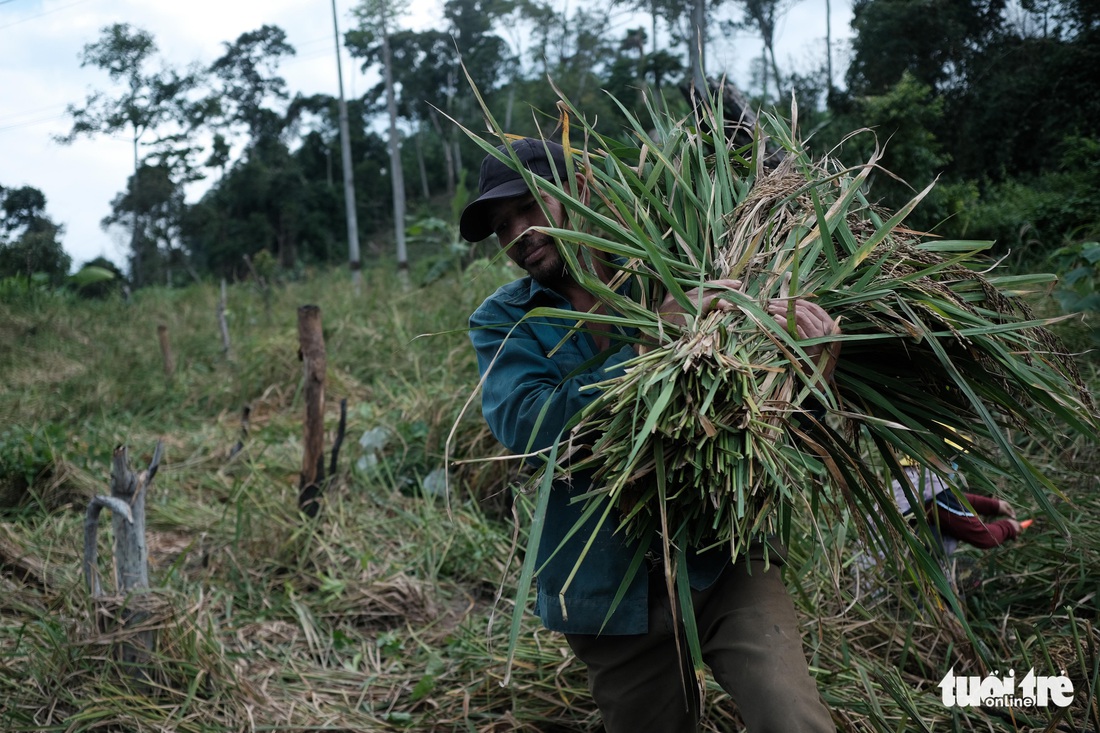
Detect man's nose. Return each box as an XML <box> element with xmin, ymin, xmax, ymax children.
<box><xmin>500</xmin><ymin>225</ymin><xmax>531</xmax><ymax>249</ymax></box>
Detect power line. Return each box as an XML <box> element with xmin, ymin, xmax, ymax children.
<box><xmin>0</xmin><ymin>0</ymin><xmax>94</xmax><ymax>31</ymax></box>
<box><xmin>0</xmin><ymin>102</ymin><xmax>68</xmax><ymax>126</ymax></box>
<box><xmin>0</xmin><ymin>112</ymin><xmax>69</xmax><ymax>133</ymax></box>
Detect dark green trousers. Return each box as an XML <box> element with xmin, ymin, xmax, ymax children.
<box><xmin>565</xmin><ymin>559</ymin><xmax>835</xmax><ymax>732</ymax></box>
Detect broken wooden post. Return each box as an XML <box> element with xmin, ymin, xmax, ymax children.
<box><xmin>110</xmin><ymin>444</ymin><xmax>159</xmax><ymax>593</ymax></box>
<box><xmin>217</xmin><ymin>278</ymin><xmax>232</xmax><ymax>360</ymax></box>
<box><xmin>83</xmin><ymin>496</ymin><xmax>133</xmax><ymax>598</ymax></box>
<box><xmin>157</xmin><ymin>324</ymin><xmax>174</xmax><ymax>377</ymax></box>
<box><xmin>228</xmin><ymin>404</ymin><xmax>251</xmax><ymax>459</ymax></box>
<box><xmin>297</xmin><ymin>305</ymin><xmax>327</xmax><ymax>517</ymax></box>
<box><xmin>83</xmin><ymin>442</ymin><xmax>163</xmax><ymax>674</ymax></box>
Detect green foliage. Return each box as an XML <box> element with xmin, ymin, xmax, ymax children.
<box><xmin>69</xmin><ymin>257</ymin><xmax>124</xmax><ymax>299</ymax></box>
<box><xmin>931</xmin><ymin>136</ymin><xmax>1100</xmax><ymax>260</ymax></box>
<box><xmin>1052</xmin><ymin>240</ymin><xmax>1100</xmax><ymax>346</ymax></box>
<box><xmin>0</xmin><ymin>184</ymin><xmax>70</xmax><ymax>287</ymax></box>
<box><xmin>57</xmin><ymin>22</ymin><xmax>201</xmax><ymax>168</ymax></box>
<box><xmin>35</xmin><ymin>0</ymin><xmax>1096</xmax><ymax>298</ymax></box>
<box><xmin>946</xmin><ymin>31</ymin><xmax>1100</xmax><ymax>182</ymax></box>
<box><xmin>208</xmin><ymin>24</ymin><xmax>295</xmax><ymax>143</ymax></box>
<box><xmin>847</xmin><ymin>0</ymin><xmax>1004</xmax><ymax>95</ymax></box>
<box><xmin>0</xmin><ymin>228</ymin><xmax>70</xmax><ymax>287</ymax></box>
<box><xmin>0</xmin><ymin>423</ymin><xmax>64</xmax><ymax>508</ymax></box>
<box><xmin>56</xmin><ymin>23</ymin><xmax>204</xmax><ymax>288</ymax></box>
<box><xmin>820</xmin><ymin>73</ymin><xmax>952</xmax><ymax>230</ymax></box>
<box><xmin>837</xmin><ymin>0</ymin><xmax>1100</xmax><ymax>264</ymax></box>
<box><xmin>1054</xmin><ymin>240</ymin><xmax>1100</xmax><ymax>310</ymax></box>
<box><xmin>184</xmin><ymin>95</ymin><xmax>395</xmax><ymax>280</ymax></box>
<box><xmin>105</xmin><ymin>163</ymin><xmax>190</xmax><ymax>287</ymax></box>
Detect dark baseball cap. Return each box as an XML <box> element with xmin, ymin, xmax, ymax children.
<box><xmin>459</xmin><ymin>138</ymin><xmax>569</xmax><ymax>242</ymax></box>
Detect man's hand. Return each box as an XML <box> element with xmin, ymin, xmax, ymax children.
<box><xmin>656</xmin><ymin>279</ymin><xmax>743</xmax><ymax>330</ymax></box>
<box><xmin>652</xmin><ymin>281</ymin><xmax>842</xmax><ymax>385</ymax></box>
<box><xmin>766</xmin><ymin>299</ymin><xmax>842</xmax><ymax>384</ymax></box>
<box><xmin>996</xmin><ymin>499</ymin><xmax>1017</xmax><ymax>518</ymax></box>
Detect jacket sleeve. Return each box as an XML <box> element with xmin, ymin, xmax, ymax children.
<box><xmin>938</xmin><ymin>514</ymin><xmax>1019</xmax><ymax>549</ymax></box>
<box><xmin>469</xmin><ymin>299</ymin><xmax>635</xmax><ymax>456</ymax></box>
<box><xmin>963</xmin><ymin>492</ymin><xmax>1004</xmax><ymax>516</ymax></box>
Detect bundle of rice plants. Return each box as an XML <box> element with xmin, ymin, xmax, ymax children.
<box><xmin>457</xmin><ymin>81</ymin><xmax>1098</xmax><ymax>679</ymax></box>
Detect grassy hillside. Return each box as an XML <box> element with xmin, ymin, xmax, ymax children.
<box><xmin>1</xmin><ymin>263</ymin><xmax>1097</xmax><ymax>732</ymax></box>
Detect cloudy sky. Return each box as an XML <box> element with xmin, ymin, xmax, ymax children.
<box><xmin>0</xmin><ymin>0</ymin><xmax>853</xmax><ymax>270</ymax></box>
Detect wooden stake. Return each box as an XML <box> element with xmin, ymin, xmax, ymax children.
<box><xmin>297</xmin><ymin>305</ymin><xmax>327</xmax><ymax>517</ymax></box>
<box><xmin>228</xmin><ymin>404</ymin><xmax>251</xmax><ymax>459</ymax></box>
<box><xmin>217</xmin><ymin>278</ymin><xmax>232</xmax><ymax>360</ymax></box>
<box><xmin>157</xmin><ymin>324</ymin><xmax>174</xmax><ymax>377</ymax></box>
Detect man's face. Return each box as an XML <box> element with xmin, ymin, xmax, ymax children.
<box><xmin>488</xmin><ymin>190</ymin><xmax>569</xmax><ymax>287</ymax></box>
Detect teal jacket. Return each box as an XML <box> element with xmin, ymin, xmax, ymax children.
<box><xmin>469</xmin><ymin>276</ymin><xmax>727</xmax><ymax>635</ymax></box>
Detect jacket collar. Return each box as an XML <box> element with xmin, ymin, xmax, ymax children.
<box><xmin>497</xmin><ymin>276</ymin><xmax>571</xmax><ymax>309</ymax></box>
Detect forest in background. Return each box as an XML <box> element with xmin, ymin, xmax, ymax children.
<box><xmin>1</xmin><ymin>0</ymin><xmax>1098</xmax><ymax>324</ymax></box>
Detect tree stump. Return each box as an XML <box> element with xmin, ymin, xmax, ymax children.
<box><xmin>83</xmin><ymin>442</ymin><xmax>163</xmax><ymax>676</ymax></box>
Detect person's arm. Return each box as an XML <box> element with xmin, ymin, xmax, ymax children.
<box><xmin>963</xmin><ymin>493</ymin><xmax>1004</xmax><ymax>516</ymax></box>
<box><xmin>470</xmin><ymin>300</ymin><xmax>634</xmax><ymax>456</ymax></box>
<box><xmin>938</xmin><ymin>495</ymin><xmax>1022</xmax><ymax>548</ymax></box>
<box><xmin>964</xmin><ymin>493</ymin><xmax>1017</xmax><ymax>518</ymax></box>
<box><xmin>940</xmin><ymin>514</ymin><xmax>1021</xmax><ymax>548</ymax></box>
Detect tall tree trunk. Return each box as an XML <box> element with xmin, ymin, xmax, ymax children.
<box><xmin>331</xmin><ymin>0</ymin><xmax>362</xmax><ymax>288</ymax></box>
<box><xmin>130</xmin><ymin>132</ymin><xmax>142</xmax><ymax>288</ymax></box>
<box><xmin>504</xmin><ymin>83</ymin><xmax>515</xmax><ymax>131</ymax></box>
<box><xmin>452</xmin><ymin>137</ymin><xmax>463</xmax><ymax>185</ymax></box>
<box><xmin>767</xmin><ymin>41</ymin><xmax>782</xmax><ymax>100</ymax></box>
<box><xmin>380</xmin><ymin>12</ymin><xmax>408</xmax><ymax>283</ymax></box>
<box><xmin>760</xmin><ymin>45</ymin><xmax>769</xmax><ymax>99</ymax></box>
<box><xmin>428</xmin><ymin>110</ymin><xmax>456</xmax><ymax>197</ymax></box>
<box><xmin>651</xmin><ymin>0</ymin><xmax>659</xmax><ymax>58</ymax></box>
<box><xmin>414</xmin><ymin>131</ymin><xmax>430</xmax><ymax>200</ymax></box>
<box><xmin>825</xmin><ymin>0</ymin><xmax>834</xmax><ymax>98</ymax></box>
<box><xmin>690</xmin><ymin>0</ymin><xmax>708</xmax><ymax>100</ymax></box>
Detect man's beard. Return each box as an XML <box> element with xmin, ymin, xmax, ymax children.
<box><xmin>515</xmin><ymin>234</ymin><xmax>572</xmax><ymax>288</ymax></box>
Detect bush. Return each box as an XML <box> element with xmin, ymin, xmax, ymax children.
<box><xmin>0</xmin><ymin>423</ymin><xmax>63</xmax><ymax>509</ymax></box>
<box><xmin>1052</xmin><ymin>240</ymin><xmax>1100</xmax><ymax>347</ymax></box>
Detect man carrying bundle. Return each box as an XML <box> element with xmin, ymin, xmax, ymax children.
<box><xmin>462</xmin><ymin>137</ymin><xmax>839</xmax><ymax>732</ymax></box>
